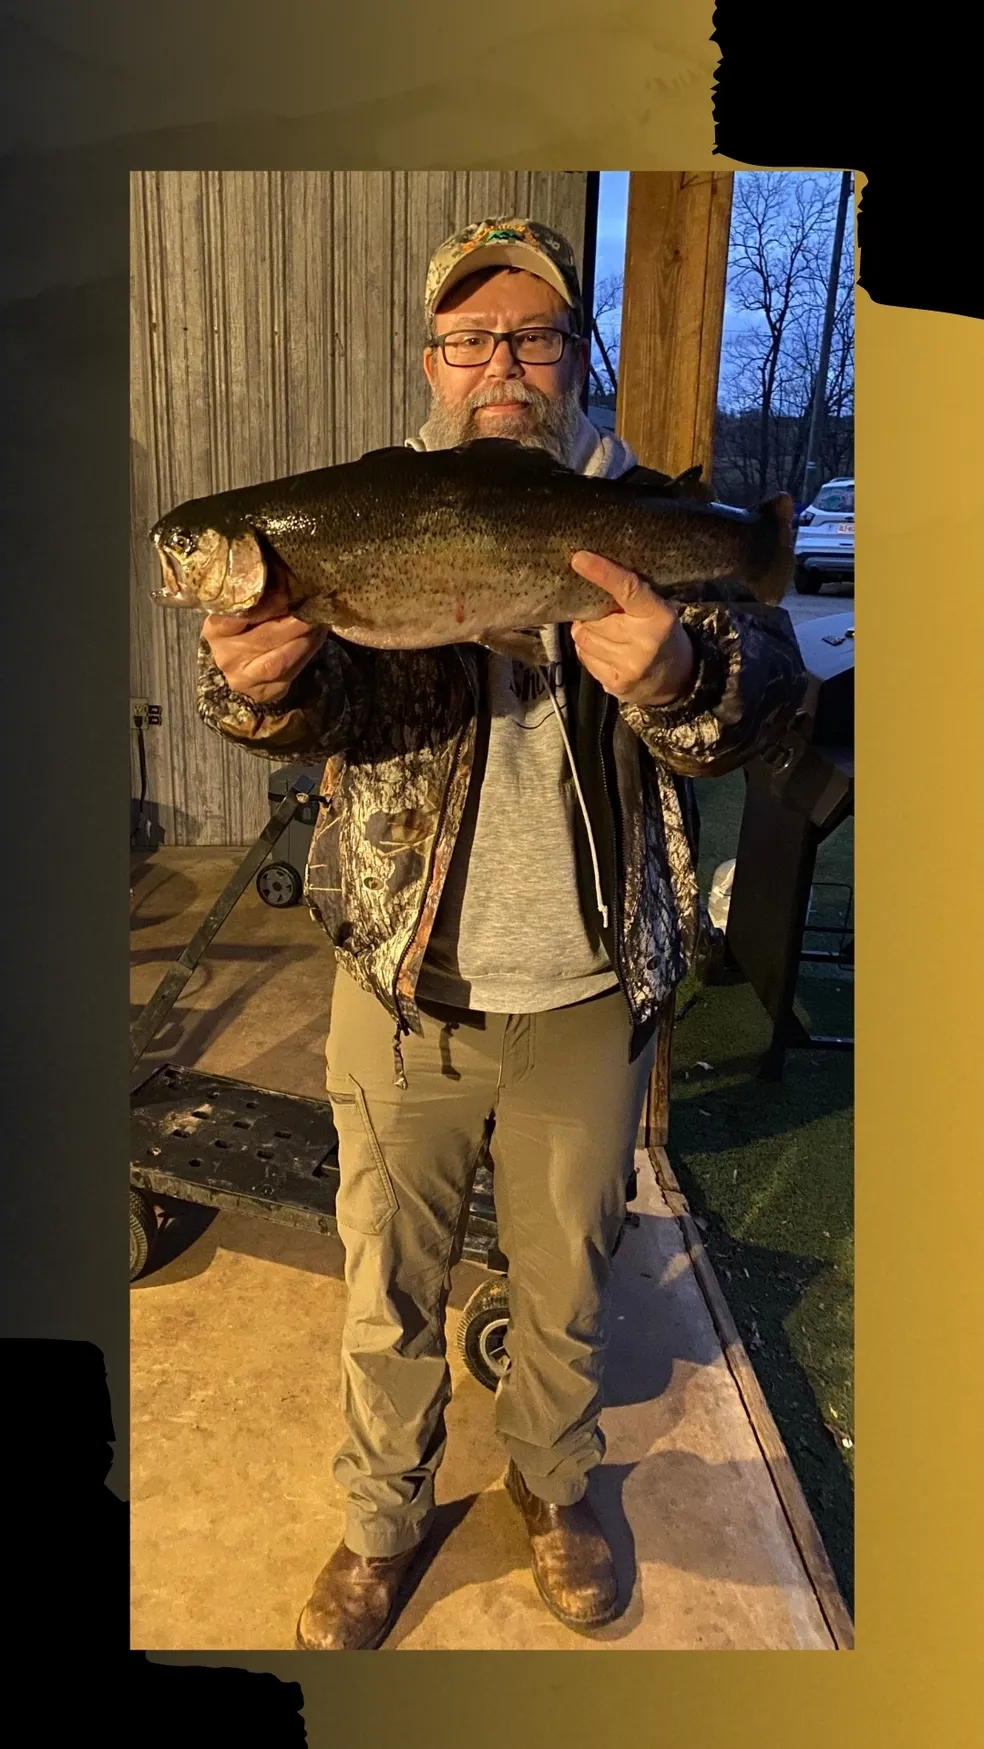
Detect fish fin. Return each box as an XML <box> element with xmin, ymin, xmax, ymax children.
<box><xmin>475</xmin><ymin>628</ymin><xmax>550</xmax><ymax>668</ymax></box>
<box><xmin>669</xmin><ymin>465</ymin><xmax>715</xmax><ymax>502</ymax></box>
<box><xmin>453</xmin><ymin>438</ymin><xmax>574</xmax><ymax>474</ymax></box>
<box><xmin>619</xmin><ymin>462</ymin><xmax>711</xmax><ymax>500</ymax></box>
<box><xmin>740</xmin><ymin>493</ymin><xmax>796</xmax><ymax>605</ymax></box>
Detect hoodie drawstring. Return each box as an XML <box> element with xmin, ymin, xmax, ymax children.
<box><xmin>540</xmin><ymin>666</ymin><xmax>609</xmax><ymax>933</ymax></box>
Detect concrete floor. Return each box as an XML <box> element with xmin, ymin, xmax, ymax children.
<box><xmin>780</xmin><ymin>582</ymin><xmax>854</xmax><ymax>628</ymax></box>
<box><xmin>130</xmin><ymin>848</ymin><xmax>836</xmax><ymax>1651</ymax></box>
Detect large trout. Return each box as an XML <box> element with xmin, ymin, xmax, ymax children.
<box><xmin>151</xmin><ymin>438</ymin><xmax>794</xmax><ymax>667</ymax></box>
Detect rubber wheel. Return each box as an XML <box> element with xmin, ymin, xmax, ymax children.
<box><xmin>793</xmin><ymin>563</ymin><xmax>821</xmax><ymax>595</ymax></box>
<box><xmin>457</xmin><ymin>1275</ymin><xmax>510</xmax><ymax>1392</ymax></box>
<box><xmin>256</xmin><ymin>861</ymin><xmax>303</xmax><ymax>907</ymax></box>
<box><xmin>130</xmin><ymin>1187</ymin><xmax>159</xmax><ymax>1282</ymax></box>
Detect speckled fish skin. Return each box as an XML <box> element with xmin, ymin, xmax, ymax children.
<box><xmin>151</xmin><ymin>438</ymin><xmax>794</xmax><ymax>657</ymax></box>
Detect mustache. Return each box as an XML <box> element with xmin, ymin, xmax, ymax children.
<box><xmin>464</xmin><ymin>381</ymin><xmax>546</xmax><ymax>411</ymax></box>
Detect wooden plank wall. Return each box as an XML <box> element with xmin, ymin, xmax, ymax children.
<box><xmin>130</xmin><ymin>171</ymin><xmax>590</xmax><ymax>846</ymax></box>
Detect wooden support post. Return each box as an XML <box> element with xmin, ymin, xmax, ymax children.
<box><xmin>624</xmin><ymin>173</ymin><xmax>733</xmax><ymax>1149</ymax></box>
<box><xmin>616</xmin><ymin>172</ymin><xmax>734</xmax><ymax>481</ymax></box>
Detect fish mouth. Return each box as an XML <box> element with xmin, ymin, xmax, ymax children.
<box><xmin>151</xmin><ymin>543</ymin><xmax>203</xmax><ymax>608</ymax></box>
<box><xmin>149</xmin><ymin>525</ymin><xmax>268</xmax><ymax>613</ymax></box>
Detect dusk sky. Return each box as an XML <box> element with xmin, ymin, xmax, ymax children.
<box><xmin>591</xmin><ymin>170</ymin><xmax>852</xmax><ymax>351</ymax></box>
<box><xmin>594</xmin><ymin>169</ymin><xmax>763</xmax><ymax>347</ymax></box>
<box><xmin>594</xmin><ymin>171</ymin><xmax>630</xmax><ymax>288</ymax></box>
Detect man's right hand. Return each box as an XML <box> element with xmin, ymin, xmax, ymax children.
<box><xmin>203</xmin><ymin>575</ymin><xmax>328</xmax><ymax>706</ymax></box>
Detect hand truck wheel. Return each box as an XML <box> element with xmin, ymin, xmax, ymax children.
<box><xmin>130</xmin><ymin>1186</ymin><xmax>159</xmax><ymax>1282</ymax></box>
<box><xmin>256</xmin><ymin>862</ymin><xmax>303</xmax><ymax>908</ymax></box>
<box><xmin>457</xmin><ymin>1275</ymin><xmax>510</xmax><ymax>1392</ymax></box>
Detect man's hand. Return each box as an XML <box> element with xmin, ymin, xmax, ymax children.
<box><xmin>569</xmin><ymin>552</ymin><xmax>697</xmax><ymax>708</ymax></box>
<box><xmin>202</xmin><ymin>575</ymin><xmax>328</xmax><ymax>706</ymax></box>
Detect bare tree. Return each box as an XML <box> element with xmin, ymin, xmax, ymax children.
<box><xmin>778</xmin><ymin>239</ymin><xmax>855</xmax><ymax>492</ymax></box>
<box><xmin>590</xmin><ymin>272</ymin><xmax>623</xmax><ymax>400</ymax></box>
<box><xmin>585</xmin><ymin>174</ymin><xmax>854</xmax><ymax>505</ymax></box>
<box><xmin>714</xmin><ymin>172</ymin><xmax>855</xmax><ymax>510</ymax></box>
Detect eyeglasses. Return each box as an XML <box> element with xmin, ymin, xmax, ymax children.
<box><xmin>430</xmin><ymin>327</ymin><xmax>579</xmax><ymax>368</ymax></box>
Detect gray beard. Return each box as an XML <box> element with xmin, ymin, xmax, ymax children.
<box><xmin>420</xmin><ymin>377</ymin><xmax>584</xmax><ymax>466</ymax></box>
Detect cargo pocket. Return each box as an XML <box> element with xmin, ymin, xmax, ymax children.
<box><xmin>326</xmin><ymin>1074</ymin><xmax>400</xmax><ymax>1237</ymax></box>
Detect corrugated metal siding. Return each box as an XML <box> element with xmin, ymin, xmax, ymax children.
<box><xmin>130</xmin><ymin>170</ymin><xmax>590</xmax><ymax>846</ymax></box>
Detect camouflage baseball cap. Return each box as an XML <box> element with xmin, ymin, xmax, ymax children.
<box><xmin>425</xmin><ymin>217</ymin><xmax>584</xmax><ymax>332</ymax></box>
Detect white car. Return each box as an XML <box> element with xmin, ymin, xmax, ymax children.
<box><xmin>793</xmin><ymin>478</ymin><xmax>854</xmax><ymax>594</ymax></box>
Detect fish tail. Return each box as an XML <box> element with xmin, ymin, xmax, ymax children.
<box><xmin>740</xmin><ymin>493</ymin><xmax>796</xmax><ymax>605</ymax></box>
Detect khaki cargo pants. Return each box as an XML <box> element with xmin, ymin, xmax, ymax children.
<box><xmin>325</xmin><ymin>965</ymin><xmax>656</xmax><ymax>1557</ymax></box>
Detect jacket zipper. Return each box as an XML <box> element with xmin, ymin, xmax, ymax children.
<box><xmin>598</xmin><ymin>691</ymin><xmax>628</xmax><ymax>1000</ymax></box>
<box><xmin>564</xmin><ymin>628</ymin><xmax>630</xmax><ymax>1011</ymax></box>
<box><xmin>390</xmin><ymin>652</ymin><xmax>475</xmax><ymax>1068</ymax></box>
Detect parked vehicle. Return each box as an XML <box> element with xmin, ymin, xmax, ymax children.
<box><xmin>793</xmin><ymin>478</ymin><xmax>854</xmax><ymax>594</ymax></box>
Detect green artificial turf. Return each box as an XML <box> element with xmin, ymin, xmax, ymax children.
<box><xmin>667</xmin><ymin>769</ymin><xmax>855</xmax><ymax>1608</ymax></box>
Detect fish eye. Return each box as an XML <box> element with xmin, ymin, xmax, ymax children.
<box><xmin>168</xmin><ymin>528</ymin><xmax>193</xmax><ymax>554</ymax></box>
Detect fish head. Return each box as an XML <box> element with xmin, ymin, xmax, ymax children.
<box><xmin>150</xmin><ymin>511</ymin><xmax>267</xmax><ymax>615</ymax></box>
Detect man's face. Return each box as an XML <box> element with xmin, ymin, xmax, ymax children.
<box><xmin>421</xmin><ymin>267</ymin><xmax>589</xmax><ymax>463</ymax></box>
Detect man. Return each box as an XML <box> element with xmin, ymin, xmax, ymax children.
<box><xmin>197</xmin><ymin>217</ymin><xmax>806</xmax><ymax>1650</ymax></box>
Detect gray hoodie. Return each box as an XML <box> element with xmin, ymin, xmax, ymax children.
<box><xmin>409</xmin><ymin>413</ymin><xmax>638</xmax><ymax>1013</ymax></box>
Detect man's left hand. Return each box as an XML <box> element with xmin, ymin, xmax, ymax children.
<box><xmin>569</xmin><ymin>551</ymin><xmax>697</xmax><ymax>707</ymax></box>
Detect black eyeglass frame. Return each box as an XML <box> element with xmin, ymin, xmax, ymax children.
<box><xmin>427</xmin><ymin>326</ymin><xmax>583</xmax><ymax>367</ymax></box>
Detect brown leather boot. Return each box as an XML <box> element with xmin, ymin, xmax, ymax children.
<box><xmin>505</xmin><ymin>1461</ymin><xmax>619</xmax><ymax>1630</ymax></box>
<box><xmin>295</xmin><ymin>1538</ymin><xmax>427</xmax><ymax>1651</ymax></box>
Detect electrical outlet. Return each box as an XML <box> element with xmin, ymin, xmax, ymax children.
<box><xmin>131</xmin><ymin>699</ymin><xmax>163</xmax><ymax>726</ymax></box>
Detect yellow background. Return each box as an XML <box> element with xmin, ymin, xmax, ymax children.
<box><xmin>13</xmin><ymin>0</ymin><xmax>980</xmax><ymax>1737</ymax></box>
<box><xmin>145</xmin><ymin>165</ymin><xmax>983</xmax><ymax>1743</ymax></box>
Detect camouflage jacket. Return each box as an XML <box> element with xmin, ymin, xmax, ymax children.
<box><xmin>196</xmin><ymin>467</ymin><xmax>807</xmax><ymax>1065</ymax></box>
